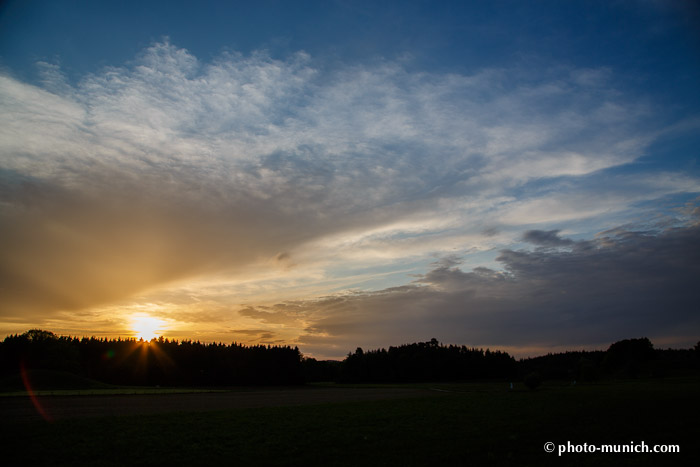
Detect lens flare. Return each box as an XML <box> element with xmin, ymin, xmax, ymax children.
<box><xmin>20</xmin><ymin>361</ymin><xmax>52</xmax><ymax>422</ymax></box>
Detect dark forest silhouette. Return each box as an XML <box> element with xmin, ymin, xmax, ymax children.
<box><xmin>0</xmin><ymin>330</ymin><xmax>303</xmax><ymax>386</ymax></box>
<box><xmin>1</xmin><ymin>330</ymin><xmax>698</xmax><ymax>388</ymax></box>
<box><xmin>337</xmin><ymin>338</ymin><xmax>516</xmax><ymax>382</ymax></box>
<box><xmin>303</xmin><ymin>337</ymin><xmax>699</xmax><ymax>384</ymax></box>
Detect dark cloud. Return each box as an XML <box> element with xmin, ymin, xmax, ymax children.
<box><xmin>522</xmin><ymin>229</ymin><xmax>574</xmax><ymax>247</ymax></box>
<box><xmin>293</xmin><ymin>221</ymin><xmax>700</xmax><ymax>357</ymax></box>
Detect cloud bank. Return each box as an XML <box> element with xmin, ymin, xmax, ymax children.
<box><xmin>262</xmin><ymin>220</ymin><xmax>700</xmax><ymax>357</ymax></box>
<box><xmin>1</xmin><ymin>42</ymin><xmax>698</xmax><ymax>354</ymax></box>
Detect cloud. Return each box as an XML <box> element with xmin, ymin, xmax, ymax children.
<box><xmin>0</xmin><ymin>40</ymin><xmax>697</xmax><ymax>331</ymax></box>
<box><xmin>238</xmin><ymin>305</ymin><xmax>307</xmax><ymax>326</ymax></box>
<box><xmin>522</xmin><ymin>230</ymin><xmax>574</xmax><ymax>247</ymax></box>
<box><xmin>282</xmin><ymin>220</ymin><xmax>700</xmax><ymax>358</ymax></box>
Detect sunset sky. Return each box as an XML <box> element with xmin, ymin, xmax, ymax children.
<box><xmin>1</xmin><ymin>0</ymin><xmax>699</xmax><ymax>359</ymax></box>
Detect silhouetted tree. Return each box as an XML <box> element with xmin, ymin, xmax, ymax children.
<box><xmin>0</xmin><ymin>330</ymin><xmax>303</xmax><ymax>387</ymax></box>
<box><xmin>604</xmin><ymin>337</ymin><xmax>655</xmax><ymax>378</ymax></box>
<box><xmin>338</xmin><ymin>339</ymin><xmax>516</xmax><ymax>383</ymax></box>
<box><xmin>3</xmin><ymin>332</ymin><xmax>697</xmax><ymax>388</ymax></box>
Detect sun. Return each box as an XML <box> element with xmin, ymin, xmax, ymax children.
<box><xmin>130</xmin><ymin>315</ymin><xmax>167</xmax><ymax>341</ymax></box>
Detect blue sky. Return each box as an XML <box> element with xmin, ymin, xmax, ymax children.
<box><xmin>1</xmin><ymin>0</ymin><xmax>699</xmax><ymax>358</ymax></box>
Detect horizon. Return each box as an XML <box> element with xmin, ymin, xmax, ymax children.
<box><xmin>1</xmin><ymin>1</ymin><xmax>699</xmax><ymax>360</ymax></box>
<box><xmin>4</xmin><ymin>328</ymin><xmax>693</xmax><ymax>362</ymax></box>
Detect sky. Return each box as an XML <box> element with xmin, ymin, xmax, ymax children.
<box><xmin>1</xmin><ymin>0</ymin><xmax>699</xmax><ymax>359</ymax></box>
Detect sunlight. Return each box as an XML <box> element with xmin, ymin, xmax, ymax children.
<box><xmin>130</xmin><ymin>314</ymin><xmax>167</xmax><ymax>341</ymax></box>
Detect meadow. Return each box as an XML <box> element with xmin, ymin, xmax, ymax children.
<box><xmin>3</xmin><ymin>377</ymin><xmax>698</xmax><ymax>466</ymax></box>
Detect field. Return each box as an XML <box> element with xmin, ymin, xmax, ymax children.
<box><xmin>2</xmin><ymin>378</ymin><xmax>699</xmax><ymax>466</ymax></box>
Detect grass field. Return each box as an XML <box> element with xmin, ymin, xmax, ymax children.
<box><xmin>0</xmin><ymin>368</ymin><xmax>227</xmax><ymax>397</ymax></box>
<box><xmin>3</xmin><ymin>377</ymin><xmax>698</xmax><ymax>466</ymax></box>
<box><xmin>0</xmin><ymin>387</ymin><xmax>225</xmax><ymax>397</ymax></box>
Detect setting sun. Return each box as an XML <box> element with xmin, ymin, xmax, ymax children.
<box><xmin>130</xmin><ymin>315</ymin><xmax>167</xmax><ymax>341</ymax></box>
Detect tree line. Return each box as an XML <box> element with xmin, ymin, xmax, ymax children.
<box><xmin>0</xmin><ymin>330</ymin><xmax>303</xmax><ymax>386</ymax></box>
<box><xmin>515</xmin><ymin>337</ymin><xmax>700</xmax><ymax>386</ymax></box>
<box><xmin>1</xmin><ymin>330</ymin><xmax>698</xmax><ymax>388</ymax></box>
<box><xmin>326</xmin><ymin>338</ymin><xmax>517</xmax><ymax>383</ymax></box>
<box><xmin>302</xmin><ymin>337</ymin><xmax>700</xmax><ymax>384</ymax></box>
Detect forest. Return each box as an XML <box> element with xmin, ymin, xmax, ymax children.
<box><xmin>1</xmin><ymin>330</ymin><xmax>698</xmax><ymax>388</ymax></box>
<box><xmin>0</xmin><ymin>330</ymin><xmax>303</xmax><ymax>386</ymax></box>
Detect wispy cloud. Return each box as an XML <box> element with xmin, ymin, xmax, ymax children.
<box><xmin>1</xmin><ymin>41</ymin><xmax>697</xmax><ymax>348</ymax></box>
